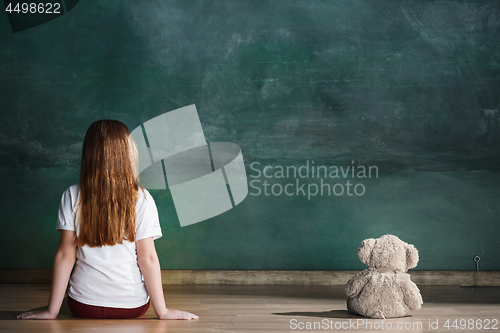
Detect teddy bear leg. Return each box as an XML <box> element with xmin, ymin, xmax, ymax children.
<box><xmin>347</xmin><ymin>298</ymin><xmax>367</xmax><ymax>317</ymax></box>
<box><xmin>370</xmin><ymin>310</ymin><xmax>386</xmax><ymax>319</ymax></box>
<box><xmin>346</xmin><ymin>299</ymin><xmax>358</xmax><ymax>315</ymax></box>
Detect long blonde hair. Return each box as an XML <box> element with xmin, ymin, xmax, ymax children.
<box><xmin>76</xmin><ymin>120</ymin><xmax>139</xmax><ymax>247</ymax></box>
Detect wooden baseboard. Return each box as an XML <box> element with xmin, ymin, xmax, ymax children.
<box><xmin>1</xmin><ymin>269</ymin><xmax>499</xmax><ymax>286</ymax></box>
<box><xmin>159</xmin><ymin>270</ymin><xmax>500</xmax><ymax>286</ymax></box>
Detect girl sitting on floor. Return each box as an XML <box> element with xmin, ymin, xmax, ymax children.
<box><xmin>17</xmin><ymin>120</ymin><xmax>198</xmax><ymax>320</ymax></box>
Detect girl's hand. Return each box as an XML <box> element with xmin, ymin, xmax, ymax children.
<box><xmin>17</xmin><ymin>308</ymin><xmax>57</xmax><ymax>320</ymax></box>
<box><xmin>159</xmin><ymin>308</ymin><xmax>199</xmax><ymax>320</ymax></box>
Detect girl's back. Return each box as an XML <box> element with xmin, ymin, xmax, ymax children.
<box><xmin>57</xmin><ymin>183</ymin><xmax>161</xmax><ymax>308</ymax></box>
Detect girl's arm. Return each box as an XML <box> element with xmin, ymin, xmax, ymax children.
<box><xmin>17</xmin><ymin>230</ymin><xmax>77</xmax><ymax>319</ymax></box>
<box><xmin>136</xmin><ymin>237</ymin><xmax>198</xmax><ymax>320</ymax></box>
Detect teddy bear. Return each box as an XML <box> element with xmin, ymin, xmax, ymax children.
<box><xmin>345</xmin><ymin>234</ymin><xmax>423</xmax><ymax>319</ymax></box>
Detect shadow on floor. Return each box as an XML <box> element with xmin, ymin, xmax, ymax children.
<box><xmin>274</xmin><ymin>309</ymin><xmax>360</xmax><ymax>319</ymax></box>
<box><xmin>0</xmin><ymin>311</ymin><xmax>25</xmax><ymax>320</ymax></box>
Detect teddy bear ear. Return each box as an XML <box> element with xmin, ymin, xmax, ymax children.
<box><xmin>358</xmin><ymin>238</ymin><xmax>376</xmax><ymax>265</ymax></box>
<box><xmin>406</xmin><ymin>244</ymin><xmax>419</xmax><ymax>270</ymax></box>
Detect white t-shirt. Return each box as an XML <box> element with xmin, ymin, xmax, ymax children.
<box><xmin>56</xmin><ymin>184</ymin><xmax>162</xmax><ymax>308</ymax></box>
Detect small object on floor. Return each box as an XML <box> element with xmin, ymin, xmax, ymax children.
<box><xmin>345</xmin><ymin>234</ymin><xmax>423</xmax><ymax>319</ymax></box>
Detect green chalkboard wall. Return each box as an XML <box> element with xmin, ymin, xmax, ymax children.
<box><xmin>1</xmin><ymin>0</ymin><xmax>499</xmax><ymax>271</ymax></box>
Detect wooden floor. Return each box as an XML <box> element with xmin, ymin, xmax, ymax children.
<box><xmin>0</xmin><ymin>284</ymin><xmax>499</xmax><ymax>332</ymax></box>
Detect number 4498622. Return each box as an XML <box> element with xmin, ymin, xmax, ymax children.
<box><xmin>444</xmin><ymin>318</ymin><xmax>498</xmax><ymax>330</ymax></box>
<box><xmin>5</xmin><ymin>2</ymin><xmax>61</xmax><ymax>14</ymax></box>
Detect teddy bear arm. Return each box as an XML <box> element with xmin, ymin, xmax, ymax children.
<box><xmin>401</xmin><ymin>281</ymin><xmax>423</xmax><ymax>310</ymax></box>
<box><xmin>345</xmin><ymin>270</ymin><xmax>371</xmax><ymax>298</ymax></box>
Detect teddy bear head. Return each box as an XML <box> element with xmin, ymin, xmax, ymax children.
<box><xmin>357</xmin><ymin>234</ymin><xmax>418</xmax><ymax>272</ymax></box>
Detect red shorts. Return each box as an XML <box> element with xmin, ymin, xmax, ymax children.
<box><xmin>67</xmin><ymin>296</ymin><xmax>150</xmax><ymax>319</ymax></box>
